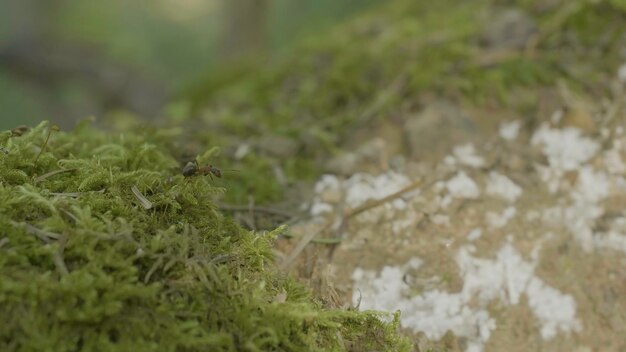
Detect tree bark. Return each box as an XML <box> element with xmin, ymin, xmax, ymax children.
<box><xmin>218</xmin><ymin>0</ymin><xmax>270</xmax><ymax>61</ymax></box>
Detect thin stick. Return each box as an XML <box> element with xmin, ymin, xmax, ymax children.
<box><xmin>281</xmin><ymin>231</ymin><xmax>344</xmax><ymax>244</ymax></box>
<box><xmin>144</xmin><ymin>257</ymin><xmax>164</xmax><ymax>283</ymax></box>
<box><xmin>248</xmin><ymin>196</ymin><xmax>257</xmax><ymax>231</ymax></box>
<box><xmin>344</xmin><ymin>178</ymin><xmax>422</xmax><ymax>220</ymax></box>
<box><xmin>50</xmin><ymin>189</ymin><xmax>105</xmax><ymax>198</ymax></box>
<box><xmin>219</xmin><ymin>203</ymin><xmax>293</xmax><ymax>218</ymax></box>
<box><xmin>34</xmin><ymin>168</ymin><xmax>78</xmax><ymax>184</ymax></box>
<box><xmin>35</xmin><ymin>125</ymin><xmax>60</xmax><ymax>163</ymax></box>
<box><xmin>50</xmin><ymin>192</ymin><xmax>84</xmax><ymax>198</ymax></box>
<box><xmin>17</xmin><ymin>222</ymin><xmax>62</xmax><ymax>242</ymax></box>
<box><xmin>131</xmin><ymin>185</ymin><xmax>153</xmax><ymax>210</ymax></box>
<box><xmin>239</xmin><ymin>213</ymin><xmax>256</xmax><ymax>231</ymax></box>
<box><xmin>280</xmin><ymin>178</ymin><xmax>427</xmax><ymax>271</ymax></box>
<box><xmin>279</xmin><ymin>220</ymin><xmax>336</xmax><ymax>271</ymax></box>
<box><xmin>13</xmin><ymin>222</ymin><xmax>68</xmax><ymax>276</ymax></box>
<box><xmin>52</xmin><ymin>237</ymin><xmax>69</xmax><ymax>277</ymax></box>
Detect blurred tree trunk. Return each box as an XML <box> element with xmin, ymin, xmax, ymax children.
<box><xmin>3</xmin><ymin>0</ymin><xmax>53</xmax><ymax>41</ymax></box>
<box><xmin>218</xmin><ymin>0</ymin><xmax>270</xmax><ymax>61</ymax></box>
<box><xmin>1</xmin><ymin>0</ymin><xmax>168</xmax><ymax>126</ymax></box>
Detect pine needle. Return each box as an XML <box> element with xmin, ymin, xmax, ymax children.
<box><xmin>131</xmin><ymin>185</ymin><xmax>153</xmax><ymax>210</ymax></box>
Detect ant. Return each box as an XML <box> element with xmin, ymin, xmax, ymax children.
<box><xmin>11</xmin><ymin>125</ymin><xmax>30</xmax><ymax>137</ymax></box>
<box><xmin>182</xmin><ymin>159</ymin><xmax>222</xmax><ymax>180</ymax></box>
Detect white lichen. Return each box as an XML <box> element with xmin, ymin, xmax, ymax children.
<box><xmin>531</xmin><ymin>125</ymin><xmax>599</xmax><ymax>172</ymax></box>
<box><xmin>486</xmin><ymin>171</ymin><xmax>522</xmax><ymax>203</ymax></box>
<box><xmin>446</xmin><ymin>172</ymin><xmax>480</xmax><ymax>199</ymax></box>
<box><xmin>499</xmin><ymin>120</ymin><xmax>521</xmax><ymax>141</ymax></box>
<box><xmin>486</xmin><ymin>206</ymin><xmax>516</xmax><ymax>229</ymax></box>
<box><xmin>448</xmin><ymin>144</ymin><xmax>486</xmax><ymax>168</ymax></box>
<box><xmin>352</xmin><ymin>241</ymin><xmax>581</xmax><ymax>352</ymax></box>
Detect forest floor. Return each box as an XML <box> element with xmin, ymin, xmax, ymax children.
<box><xmin>171</xmin><ymin>1</ymin><xmax>626</xmax><ymax>350</ymax></box>
<box><xmin>274</xmin><ymin>81</ymin><xmax>626</xmax><ymax>351</ymax></box>
<box><xmin>6</xmin><ymin>0</ymin><xmax>626</xmax><ymax>351</ymax></box>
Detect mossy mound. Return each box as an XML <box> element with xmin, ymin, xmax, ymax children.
<box><xmin>180</xmin><ymin>0</ymin><xmax>626</xmax><ymax>205</ymax></box>
<box><xmin>190</xmin><ymin>0</ymin><xmax>625</xmax><ymax>128</ymax></box>
<box><xmin>0</xmin><ymin>122</ymin><xmax>410</xmax><ymax>351</ymax></box>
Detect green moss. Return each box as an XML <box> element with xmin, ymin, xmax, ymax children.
<box><xmin>0</xmin><ymin>122</ymin><xmax>411</xmax><ymax>351</ymax></box>
<box><xmin>178</xmin><ymin>0</ymin><xmax>626</xmax><ymax>206</ymax></box>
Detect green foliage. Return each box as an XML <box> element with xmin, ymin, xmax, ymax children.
<box><xmin>0</xmin><ymin>121</ymin><xmax>411</xmax><ymax>351</ymax></box>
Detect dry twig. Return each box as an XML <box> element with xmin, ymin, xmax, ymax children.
<box><xmin>280</xmin><ymin>178</ymin><xmax>423</xmax><ymax>271</ymax></box>
<box><xmin>131</xmin><ymin>185</ymin><xmax>153</xmax><ymax>210</ymax></box>
<box><xmin>13</xmin><ymin>221</ymin><xmax>68</xmax><ymax>276</ymax></box>
<box><xmin>34</xmin><ymin>168</ymin><xmax>77</xmax><ymax>184</ymax></box>
<box><xmin>219</xmin><ymin>203</ymin><xmax>293</xmax><ymax>218</ymax></box>
<box><xmin>35</xmin><ymin>124</ymin><xmax>60</xmax><ymax>163</ymax></box>
<box><xmin>50</xmin><ymin>189</ymin><xmax>105</xmax><ymax>198</ymax></box>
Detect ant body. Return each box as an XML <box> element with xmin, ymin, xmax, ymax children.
<box><xmin>11</xmin><ymin>125</ymin><xmax>30</xmax><ymax>137</ymax></box>
<box><xmin>182</xmin><ymin>160</ymin><xmax>222</xmax><ymax>179</ymax></box>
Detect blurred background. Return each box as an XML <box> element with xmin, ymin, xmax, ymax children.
<box><xmin>0</xmin><ymin>0</ymin><xmax>378</xmax><ymax>129</ymax></box>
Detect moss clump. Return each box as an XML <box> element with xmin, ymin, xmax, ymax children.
<box><xmin>0</xmin><ymin>122</ymin><xmax>411</xmax><ymax>351</ymax></box>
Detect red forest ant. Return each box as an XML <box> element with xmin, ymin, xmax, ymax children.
<box><xmin>182</xmin><ymin>160</ymin><xmax>222</xmax><ymax>180</ymax></box>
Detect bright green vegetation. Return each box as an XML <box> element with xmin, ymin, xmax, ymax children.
<box><xmin>183</xmin><ymin>0</ymin><xmax>626</xmax><ymax>204</ymax></box>
<box><xmin>0</xmin><ymin>122</ymin><xmax>411</xmax><ymax>351</ymax></box>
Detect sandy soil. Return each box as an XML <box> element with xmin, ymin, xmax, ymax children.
<box><xmin>276</xmin><ymin>89</ymin><xmax>626</xmax><ymax>351</ymax></box>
